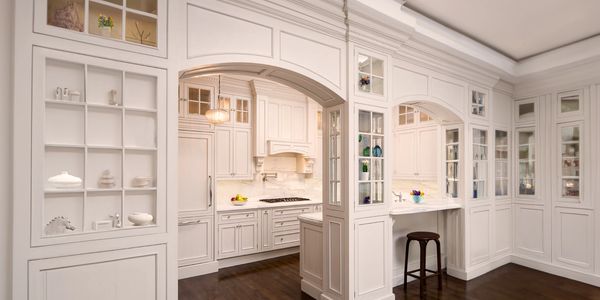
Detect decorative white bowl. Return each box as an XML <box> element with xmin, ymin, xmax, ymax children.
<box><xmin>128</xmin><ymin>212</ymin><xmax>154</xmax><ymax>226</ymax></box>
<box><xmin>48</xmin><ymin>171</ymin><xmax>82</xmax><ymax>189</ymax></box>
<box><xmin>132</xmin><ymin>176</ymin><xmax>153</xmax><ymax>188</ymax></box>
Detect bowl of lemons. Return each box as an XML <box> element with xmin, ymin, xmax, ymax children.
<box><xmin>230</xmin><ymin>194</ymin><xmax>248</xmax><ymax>206</ymax></box>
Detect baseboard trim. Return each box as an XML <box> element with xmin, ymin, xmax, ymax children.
<box><xmin>511</xmin><ymin>255</ymin><xmax>600</xmax><ymax>287</ymax></box>
<box><xmin>301</xmin><ymin>279</ymin><xmax>322</xmax><ymax>299</ymax></box>
<box><xmin>178</xmin><ymin>261</ymin><xmax>219</xmax><ymax>279</ymax></box>
<box><xmin>218</xmin><ymin>247</ymin><xmax>299</xmax><ymax>269</ymax></box>
<box><xmin>463</xmin><ymin>254</ymin><xmax>512</xmax><ymax>280</ymax></box>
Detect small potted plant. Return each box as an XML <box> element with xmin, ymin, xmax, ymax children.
<box><xmin>97</xmin><ymin>14</ymin><xmax>114</xmax><ymax>37</ymax></box>
<box><xmin>360</xmin><ymin>160</ymin><xmax>369</xmax><ymax>181</ymax></box>
<box><xmin>410</xmin><ymin>190</ymin><xmax>425</xmax><ymax>203</ymax></box>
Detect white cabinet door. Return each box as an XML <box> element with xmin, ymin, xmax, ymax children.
<box><xmin>393</xmin><ymin>130</ymin><xmax>417</xmax><ymax>178</ymax></box>
<box><xmin>178</xmin><ymin>133</ymin><xmax>213</xmax><ymax>215</ymax></box>
<box><xmin>279</xmin><ymin>103</ymin><xmax>293</xmax><ymax>140</ymax></box>
<box><xmin>267</xmin><ymin>102</ymin><xmax>280</xmax><ymax>140</ymax></box>
<box><xmin>215</xmin><ymin>128</ymin><xmax>233</xmax><ymax>177</ymax></box>
<box><xmin>239</xmin><ymin>222</ymin><xmax>259</xmax><ymax>255</ymax></box>
<box><xmin>217</xmin><ymin>223</ymin><xmax>238</xmax><ymax>259</ymax></box>
<box><xmin>259</xmin><ymin>209</ymin><xmax>273</xmax><ymax>251</ymax></box>
<box><xmin>417</xmin><ymin>127</ymin><xmax>438</xmax><ymax>179</ymax></box>
<box><xmin>233</xmin><ymin>128</ymin><xmax>251</xmax><ymax>178</ymax></box>
<box><xmin>291</xmin><ymin>105</ymin><xmax>307</xmax><ymax>142</ymax></box>
<box><xmin>178</xmin><ymin>217</ymin><xmax>213</xmax><ymax>266</ymax></box>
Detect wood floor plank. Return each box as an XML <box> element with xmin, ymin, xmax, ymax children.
<box><xmin>179</xmin><ymin>254</ymin><xmax>600</xmax><ymax>300</ymax></box>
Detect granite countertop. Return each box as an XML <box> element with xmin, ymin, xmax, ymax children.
<box><xmin>216</xmin><ymin>197</ymin><xmax>322</xmax><ymax>212</ymax></box>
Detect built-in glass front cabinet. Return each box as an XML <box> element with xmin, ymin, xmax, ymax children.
<box><xmin>471</xmin><ymin>89</ymin><xmax>487</xmax><ymax>117</ymax></box>
<box><xmin>495</xmin><ymin>130</ymin><xmax>509</xmax><ymax>197</ymax></box>
<box><xmin>357</xmin><ymin>53</ymin><xmax>384</xmax><ymax>96</ymax></box>
<box><xmin>559</xmin><ymin>124</ymin><xmax>581</xmax><ymax>199</ymax></box>
<box><xmin>357</xmin><ymin>109</ymin><xmax>384</xmax><ymax>205</ymax></box>
<box><xmin>445</xmin><ymin>129</ymin><xmax>459</xmax><ymax>198</ymax></box>
<box><xmin>517</xmin><ymin>129</ymin><xmax>535</xmax><ymax>196</ymax></box>
<box><xmin>472</xmin><ymin>128</ymin><xmax>488</xmax><ymax>199</ymax></box>
<box><xmin>329</xmin><ymin>110</ymin><xmax>342</xmax><ymax>206</ymax></box>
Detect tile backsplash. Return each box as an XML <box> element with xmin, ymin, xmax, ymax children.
<box><xmin>392</xmin><ymin>180</ymin><xmax>440</xmax><ymax>200</ymax></box>
<box><xmin>216</xmin><ymin>172</ymin><xmax>322</xmax><ymax>205</ymax></box>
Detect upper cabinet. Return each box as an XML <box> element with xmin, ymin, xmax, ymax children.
<box><xmin>36</xmin><ymin>0</ymin><xmax>167</xmax><ymax>57</ymax></box>
<box><xmin>470</xmin><ymin>87</ymin><xmax>488</xmax><ymax>118</ymax></box>
<box><xmin>515</xmin><ymin>98</ymin><xmax>536</xmax><ymax>124</ymax></box>
<box><xmin>557</xmin><ymin>89</ymin><xmax>584</xmax><ymax>120</ymax></box>
<box><xmin>357</xmin><ymin>107</ymin><xmax>386</xmax><ymax>207</ymax></box>
<box><xmin>355</xmin><ymin>48</ymin><xmax>386</xmax><ymax>100</ymax></box>
<box><xmin>216</xmin><ymin>95</ymin><xmax>251</xmax><ymax>128</ymax></box>
<box><xmin>179</xmin><ymin>83</ymin><xmax>214</xmax><ymax>122</ymax></box>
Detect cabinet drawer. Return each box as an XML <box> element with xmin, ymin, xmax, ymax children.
<box><xmin>272</xmin><ymin>216</ymin><xmax>300</xmax><ymax>232</ymax></box>
<box><xmin>219</xmin><ymin>211</ymin><xmax>257</xmax><ymax>223</ymax></box>
<box><xmin>273</xmin><ymin>230</ymin><xmax>300</xmax><ymax>248</ymax></box>
<box><xmin>273</xmin><ymin>206</ymin><xmax>312</xmax><ymax>217</ymax></box>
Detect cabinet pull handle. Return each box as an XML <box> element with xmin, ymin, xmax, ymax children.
<box><xmin>226</xmin><ymin>216</ymin><xmax>230</xmax><ymax>219</ymax></box>
<box><xmin>178</xmin><ymin>220</ymin><xmax>200</xmax><ymax>226</ymax></box>
<box><xmin>208</xmin><ymin>175</ymin><xmax>213</xmax><ymax>207</ymax></box>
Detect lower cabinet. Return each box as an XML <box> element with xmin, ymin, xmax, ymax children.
<box><xmin>29</xmin><ymin>245</ymin><xmax>166</xmax><ymax>300</ymax></box>
<box><xmin>217</xmin><ymin>221</ymin><xmax>259</xmax><ymax>259</ymax></box>
<box><xmin>178</xmin><ymin>216</ymin><xmax>213</xmax><ymax>266</ymax></box>
<box><xmin>217</xmin><ymin>204</ymin><xmax>317</xmax><ymax>259</ymax></box>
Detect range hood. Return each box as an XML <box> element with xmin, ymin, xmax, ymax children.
<box><xmin>268</xmin><ymin>140</ymin><xmax>310</xmax><ymax>156</ymax></box>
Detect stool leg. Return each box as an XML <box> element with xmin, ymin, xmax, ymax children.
<box><xmin>419</xmin><ymin>240</ymin><xmax>427</xmax><ymax>298</ymax></box>
<box><xmin>404</xmin><ymin>238</ymin><xmax>411</xmax><ymax>291</ymax></box>
<box><xmin>435</xmin><ymin>239</ymin><xmax>442</xmax><ymax>290</ymax></box>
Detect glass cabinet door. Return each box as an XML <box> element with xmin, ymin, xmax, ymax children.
<box><xmin>495</xmin><ymin>130</ymin><xmax>509</xmax><ymax>197</ymax></box>
<box><xmin>445</xmin><ymin>129</ymin><xmax>459</xmax><ymax>198</ymax></box>
<box><xmin>235</xmin><ymin>98</ymin><xmax>250</xmax><ymax>125</ymax></box>
<box><xmin>560</xmin><ymin>124</ymin><xmax>581</xmax><ymax>199</ymax></box>
<box><xmin>185</xmin><ymin>84</ymin><xmax>211</xmax><ymax>118</ymax></box>
<box><xmin>472</xmin><ymin>128</ymin><xmax>488</xmax><ymax>199</ymax></box>
<box><xmin>518</xmin><ymin>129</ymin><xmax>535</xmax><ymax>196</ymax></box>
<box><xmin>357</xmin><ymin>109</ymin><xmax>384</xmax><ymax>205</ymax></box>
<box><xmin>329</xmin><ymin>110</ymin><xmax>342</xmax><ymax>206</ymax></box>
<box><xmin>471</xmin><ymin>90</ymin><xmax>487</xmax><ymax>117</ymax></box>
<box><xmin>357</xmin><ymin>53</ymin><xmax>384</xmax><ymax>96</ymax></box>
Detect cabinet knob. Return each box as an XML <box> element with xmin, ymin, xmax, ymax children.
<box><xmin>246</xmin><ymin>214</ymin><xmax>249</xmax><ymax>217</ymax></box>
<box><xmin>280</xmin><ymin>238</ymin><xmax>284</xmax><ymax>242</ymax></box>
<box><xmin>226</xmin><ymin>216</ymin><xmax>230</xmax><ymax>219</ymax></box>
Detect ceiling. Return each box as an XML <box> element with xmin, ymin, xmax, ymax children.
<box><xmin>405</xmin><ymin>0</ymin><xmax>600</xmax><ymax>61</ymax></box>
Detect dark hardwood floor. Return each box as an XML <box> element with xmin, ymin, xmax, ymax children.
<box><xmin>179</xmin><ymin>254</ymin><xmax>600</xmax><ymax>300</ymax></box>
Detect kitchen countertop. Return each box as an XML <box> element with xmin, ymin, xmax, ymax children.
<box><xmin>389</xmin><ymin>200</ymin><xmax>462</xmax><ymax>215</ymax></box>
<box><xmin>217</xmin><ymin>198</ymin><xmax>323</xmax><ymax>212</ymax></box>
<box><xmin>297</xmin><ymin>212</ymin><xmax>323</xmax><ymax>225</ymax></box>
<box><xmin>297</xmin><ymin>200</ymin><xmax>462</xmax><ymax>225</ymax></box>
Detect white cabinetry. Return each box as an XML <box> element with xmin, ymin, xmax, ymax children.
<box><xmin>215</xmin><ymin>127</ymin><xmax>252</xmax><ymax>179</ymax></box>
<box><xmin>217</xmin><ymin>204</ymin><xmax>317</xmax><ymax>259</ymax></box>
<box><xmin>393</xmin><ymin>126</ymin><xmax>439</xmax><ymax>180</ymax></box>
<box><xmin>178</xmin><ymin>217</ymin><xmax>213</xmax><ymax>266</ymax></box>
<box><xmin>217</xmin><ymin>211</ymin><xmax>259</xmax><ymax>259</ymax></box>
<box><xmin>266</xmin><ymin>99</ymin><xmax>308</xmax><ymax>143</ymax></box>
<box><xmin>178</xmin><ymin>131</ymin><xmax>213</xmax><ymax>216</ymax></box>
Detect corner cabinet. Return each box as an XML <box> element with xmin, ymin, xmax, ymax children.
<box><xmin>31</xmin><ymin>47</ymin><xmax>166</xmax><ymax>246</ymax></box>
<box><xmin>35</xmin><ymin>0</ymin><xmax>167</xmax><ymax>57</ymax></box>
<box><xmin>215</xmin><ymin>127</ymin><xmax>253</xmax><ymax>180</ymax></box>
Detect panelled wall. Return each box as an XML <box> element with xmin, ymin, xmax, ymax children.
<box><xmin>512</xmin><ymin>62</ymin><xmax>600</xmax><ymax>285</ymax></box>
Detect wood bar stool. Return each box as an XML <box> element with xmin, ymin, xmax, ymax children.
<box><xmin>403</xmin><ymin>231</ymin><xmax>442</xmax><ymax>297</ymax></box>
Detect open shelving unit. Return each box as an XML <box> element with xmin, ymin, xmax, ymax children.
<box><xmin>31</xmin><ymin>47</ymin><xmax>165</xmax><ymax>246</ymax></box>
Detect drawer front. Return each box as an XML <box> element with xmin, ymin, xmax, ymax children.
<box><xmin>273</xmin><ymin>230</ymin><xmax>300</xmax><ymax>249</ymax></box>
<box><xmin>219</xmin><ymin>211</ymin><xmax>257</xmax><ymax>223</ymax></box>
<box><xmin>273</xmin><ymin>205</ymin><xmax>312</xmax><ymax>217</ymax></box>
<box><xmin>272</xmin><ymin>216</ymin><xmax>300</xmax><ymax>232</ymax></box>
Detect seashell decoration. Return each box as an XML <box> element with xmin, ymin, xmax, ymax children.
<box><xmin>98</xmin><ymin>169</ymin><xmax>116</xmax><ymax>188</ymax></box>
<box><xmin>45</xmin><ymin>216</ymin><xmax>76</xmax><ymax>235</ymax></box>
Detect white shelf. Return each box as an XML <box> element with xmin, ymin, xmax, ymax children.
<box><xmin>45</xmin><ymin>189</ymin><xmax>85</xmax><ymax>194</ymax></box>
<box><xmin>45</xmin><ymin>143</ymin><xmax>85</xmax><ymax>149</ymax></box>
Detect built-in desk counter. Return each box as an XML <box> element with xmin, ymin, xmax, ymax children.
<box><xmin>298</xmin><ymin>201</ymin><xmax>462</xmax><ymax>298</ymax></box>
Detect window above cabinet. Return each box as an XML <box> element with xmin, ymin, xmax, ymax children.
<box><xmin>38</xmin><ymin>0</ymin><xmax>166</xmax><ymax>57</ymax></box>
<box><xmin>357</xmin><ymin>53</ymin><xmax>384</xmax><ymax>96</ymax></box>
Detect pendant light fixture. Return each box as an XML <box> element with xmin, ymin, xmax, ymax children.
<box><xmin>206</xmin><ymin>75</ymin><xmax>230</xmax><ymax>124</ymax></box>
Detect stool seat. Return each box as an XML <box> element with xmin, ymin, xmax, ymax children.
<box><xmin>404</xmin><ymin>231</ymin><xmax>442</xmax><ymax>298</ymax></box>
<box><xmin>407</xmin><ymin>231</ymin><xmax>440</xmax><ymax>241</ymax></box>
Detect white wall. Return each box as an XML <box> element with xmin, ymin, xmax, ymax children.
<box><xmin>0</xmin><ymin>0</ymin><xmax>13</xmax><ymax>298</ymax></box>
